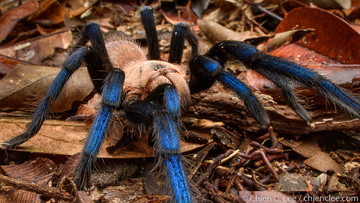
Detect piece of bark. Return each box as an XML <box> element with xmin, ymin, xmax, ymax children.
<box><xmin>186</xmin><ymin>76</ymin><xmax>360</xmax><ymax>135</ymax></box>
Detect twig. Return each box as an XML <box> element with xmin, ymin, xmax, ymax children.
<box><xmin>0</xmin><ymin>174</ymin><xmax>74</xmax><ymax>201</ymax></box>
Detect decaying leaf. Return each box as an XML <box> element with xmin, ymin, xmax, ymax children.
<box><xmin>279</xmin><ymin>137</ymin><xmax>322</xmax><ymax>158</ymax></box>
<box><xmin>0</xmin><ymin>0</ymin><xmax>39</xmax><ymax>43</ymax></box>
<box><xmin>0</xmin><ymin>157</ymin><xmax>56</xmax><ymax>203</ymax></box>
<box><xmin>263</xmin><ymin>29</ymin><xmax>314</xmax><ymax>53</ymax></box>
<box><xmin>161</xmin><ymin>11</ymin><xmax>200</xmax><ymax>31</ymax></box>
<box><xmin>0</xmin><ymin>116</ymin><xmax>204</xmax><ymax>158</ymax></box>
<box><xmin>30</xmin><ymin>0</ymin><xmax>97</xmax><ymax>26</ymax></box>
<box><xmin>191</xmin><ymin>0</ymin><xmax>211</xmax><ymax>18</ymax></box>
<box><xmin>0</xmin><ymin>64</ymin><xmax>94</xmax><ymax>113</ymax></box>
<box><xmin>327</xmin><ymin>173</ymin><xmax>348</xmax><ymax>191</ymax></box>
<box><xmin>0</xmin><ymin>30</ymin><xmax>73</xmax><ymax>64</ymax></box>
<box><xmin>275</xmin><ymin>173</ymin><xmax>309</xmax><ymax>191</ymax></box>
<box><xmin>304</xmin><ymin>152</ymin><xmax>345</xmax><ymax>175</ymax></box>
<box><xmin>275</xmin><ymin>7</ymin><xmax>360</xmax><ymax>64</ymax></box>
<box><xmin>197</xmin><ymin>19</ymin><xmax>249</xmax><ymax>42</ymax></box>
<box><xmin>0</xmin><ymin>54</ymin><xmax>32</xmax><ymax>76</ymax></box>
<box><xmin>299</xmin><ymin>0</ymin><xmax>350</xmax><ymax>9</ymax></box>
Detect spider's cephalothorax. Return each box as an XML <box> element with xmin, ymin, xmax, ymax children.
<box><xmin>3</xmin><ymin>6</ymin><xmax>360</xmax><ymax>203</ymax></box>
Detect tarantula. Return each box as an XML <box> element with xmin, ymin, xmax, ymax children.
<box><xmin>2</xmin><ymin>6</ymin><xmax>360</xmax><ymax>203</ymax></box>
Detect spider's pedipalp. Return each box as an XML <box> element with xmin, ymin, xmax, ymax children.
<box><xmin>141</xmin><ymin>6</ymin><xmax>160</xmax><ymax>60</ymax></box>
<box><xmin>1</xmin><ymin>47</ymin><xmax>89</xmax><ymax>149</ymax></box>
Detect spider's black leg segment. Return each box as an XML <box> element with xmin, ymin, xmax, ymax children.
<box><xmin>71</xmin><ymin>23</ymin><xmax>110</xmax><ymax>65</ymax></box>
<box><xmin>259</xmin><ymin>55</ymin><xmax>360</xmax><ymax>117</ymax></box>
<box><xmin>169</xmin><ymin>23</ymin><xmax>198</xmax><ymax>64</ymax></box>
<box><xmin>258</xmin><ymin>68</ymin><xmax>312</xmax><ymax>122</ymax></box>
<box><xmin>126</xmin><ymin>101</ymin><xmax>192</xmax><ymax>203</ymax></box>
<box><xmin>208</xmin><ymin>41</ymin><xmax>360</xmax><ymax>119</ymax></box>
<box><xmin>141</xmin><ymin>6</ymin><xmax>160</xmax><ymax>60</ymax></box>
<box><xmin>84</xmin><ymin>47</ymin><xmax>108</xmax><ymax>93</ymax></box>
<box><xmin>1</xmin><ymin>47</ymin><xmax>89</xmax><ymax>149</ymax></box>
<box><xmin>72</xmin><ymin>69</ymin><xmax>124</xmax><ymax>189</ymax></box>
<box><xmin>189</xmin><ymin>55</ymin><xmax>270</xmax><ymax>128</ymax></box>
<box><xmin>71</xmin><ymin>22</ymin><xmax>112</xmax><ymax>93</ymax></box>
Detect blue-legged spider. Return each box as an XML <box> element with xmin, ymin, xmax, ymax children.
<box><xmin>3</xmin><ymin>6</ymin><xmax>360</xmax><ymax>203</ymax></box>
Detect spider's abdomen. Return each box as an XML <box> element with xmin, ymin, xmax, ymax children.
<box><xmin>106</xmin><ymin>40</ymin><xmax>147</xmax><ymax>70</ymax></box>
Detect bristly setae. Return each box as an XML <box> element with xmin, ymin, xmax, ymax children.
<box><xmin>3</xmin><ymin>5</ymin><xmax>360</xmax><ymax>203</ymax></box>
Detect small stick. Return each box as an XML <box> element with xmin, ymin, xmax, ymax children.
<box><xmin>0</xmin><ymin>174</ymin><xmax>74</xmax><ymax>201</ymax></box>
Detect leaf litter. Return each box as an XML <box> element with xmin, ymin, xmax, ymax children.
<box><xmin>0</xmin><ymin>0</ymin><xmax>360</xmax><ymax>202</ymax></box>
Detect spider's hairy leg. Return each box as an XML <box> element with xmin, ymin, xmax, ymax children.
<box><xmin>74</xmin><ymin>22</ymin><xmax>112</xmax><ymax>93</ymax></box>
<box><xmin>189</xmin><ymin>55</ymin><xmax>270</xmax><ymax>128</ymax></box>
<box><xmin>126</xmin><ymin>101</ymin><xmax>192</xmax><ymax>203</ymax></box>
<box><xmin>257</xmin><ymin>68</ymin><xmax>311</xmax><ymax>122</ymax></box>
<box><xmin>72</xmin><ymin>69</ymin><xmax>124</xmax><ymax>189</ymax></box>
<box><xmin>169</xmin><ymin>23</ymin><xmax>198</xmax><ymax>64</ymax></box>
<box><xmin>1</xmin><ymin>47</ymin><xmax>89</xmax><ymax>149</ymax></box>
<box><xmin>208</xmin><ymin>41</ymin><xmax>360</xmax><ymax>119</ymax></box>
<box><xmin>141</xmin><ymin>6</ymin><xmax>160</xmax><ymax>60</ymax></box>
<box><xmin>146</xmin><ymin>84</ymin><xmax>181</xmax><ymax>122</ymax></box>
<box><xmin>72</xmin><ymin>23</ymin><xmax>109</xmax><ymax>64</ymax></box>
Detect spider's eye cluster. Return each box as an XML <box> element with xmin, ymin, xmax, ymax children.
<box><xmin>154</xmin><ymin>64</ymin><xmax>165</xmax><ymax>71</ymax></box>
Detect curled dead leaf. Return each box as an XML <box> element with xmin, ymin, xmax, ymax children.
<box><xmin>263</xmin><ymin>29</ymin><xmax>315</xmax><ymax>53</ymax></box>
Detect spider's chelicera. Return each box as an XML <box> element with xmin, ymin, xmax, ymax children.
<box><xmin>3</xmin><ymin>6</ymin><xmax>360</xmax><ymax>203</ymax></box>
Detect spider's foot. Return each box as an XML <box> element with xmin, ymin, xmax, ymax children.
<box><xmin>1</xmin><ymin>133</ymin><xmax>31</xmax><ymax>149</ymax></box>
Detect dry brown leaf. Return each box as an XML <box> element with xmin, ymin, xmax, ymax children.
<box><xmin>279</xmin><ymin>137</ymin><xmax>322</xmax><ymax>158</ymax></box>
<box><xmin>161</xmin><ymin>11</ymin><xmax>200</xmax><ymax>31</ymax></box>
<box><xmin>0</xmin><ymin>54</ymin><xmax>32</xmax><ymax>76</ymax></box>
<box><xmin>0</xmin><ymin>157</ymin><xmax>56</xmax><ymax>203</ymax></box>
<box><xmin>275</xmin><ymin>173</ymin><xmax>309</xmax><ymax>191</ymax></box>
<box><xmin>0</xmin><ymin>30</ymin><xmax>72</xmax><ymax>65</ymax></box>
<box><xmin>30</xmin><ymin>0</ymin><xmax>97</xmax><ymax>26</ymax></box>
<box><xmin>263</xmin><ymin>29</ymin><xmax>314</xmax><ymax>53</ymax></box>
<box><xmin>0</xmin><ymin>64</ymin><xmax>94</xmax><ymax>113</ymax></box>
<box><xmin>0</xmin><ymin>0</ymin><xmax>39</xmax><ymax>43</ymax></box>
<box><xmin>197</xmin><ymin>19</ymin><xmax>260</xmax><ymax>43</ymax></box>
<box><xmin>327</xmin><ymin>173</ymin><xmax>348</xmax><ymax>191</ymax></box>
<box><xmin>304</xmin><ymin>152</ymin><xmax>345</xmax><ymax>175</ymax></box>
<box><xmin>0</xmin><ymin>117</ymin><xmax>204</xmax><ymax>157</ymax></box>
<box><xmin>27</xmin><ymin>0</ymin><xmax>54</xmax><ymax>20</ymax></box>
<box><xmin>299</xmin><ymin>0</ymin><xmax>350</xmax><ymax>9</ymax></box>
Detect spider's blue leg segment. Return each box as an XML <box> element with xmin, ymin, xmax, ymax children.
<box><xmin>126</xmin><ymin>101</ymin><xmax>192</xmax><ymax>203</ymax></box>
<box><xmin>72</xmin><ymin>69</ymin><xmax>124</xmax><ymax>188</ymax></box>
<box><xmin>141</xmin><ymin>6</ymin><xmax>160</xmax><ymax>60</ymax></box>
<box><xmin>207</xmin><ymin>41</ymin><xmax>360</xmax><ymax>119</ymax></box>
<box><xmin>169</xmin><ymin>23</ymin><xmax>198</xmax><ymax>64</ymax></box>
<box><xmin>145</xmin><ymin>84</ymin><xmax>181</xmax><ymax>123</ymax></box>
<box><xmin>189</xmin><ymin>55</ymin><xmax>270</xmax><ymax>128</ymax></box>
<box><xmin>1</xmin><ymin>47</ymin><xmax>89</xmax><ymax>149</ymax></box>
